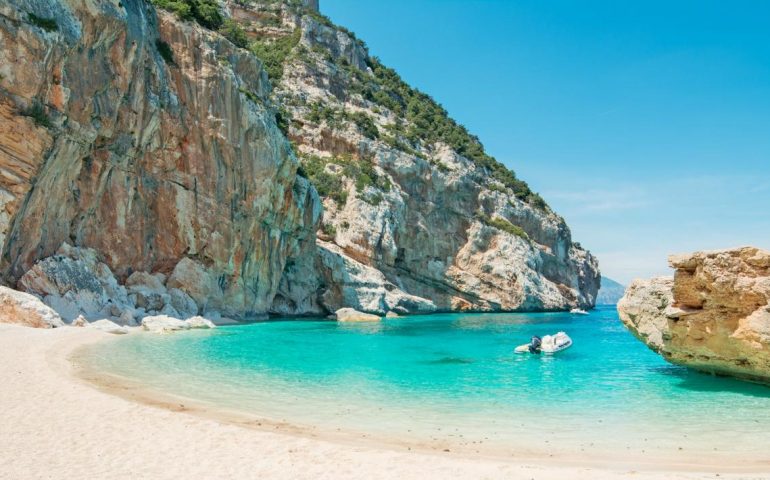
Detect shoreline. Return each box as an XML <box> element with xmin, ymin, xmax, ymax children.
<box><xmin>1</xmin><ymin>324</ymin><xmax>767</xmax><ymax>479</ymax></box>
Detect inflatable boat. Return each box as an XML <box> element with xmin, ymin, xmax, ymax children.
<box><xmin>515</xmin><ymin>332</ymin><xmax>573</xmax><ymax>354</ymax></box>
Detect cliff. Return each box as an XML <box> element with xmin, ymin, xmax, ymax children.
<box><xmin>618</xmin><ymin>247</ymin><xmax>770</xmax><ymax>384</ymax></box>
<box><xmin>241</xmin><ymin>0</ymin><xmax>600</xmax><ymax>315</ymax></box>
<box><xmin>0</xmin><ymin>0</ymin><xmax>599</xmax><ymax>323</ymax></box>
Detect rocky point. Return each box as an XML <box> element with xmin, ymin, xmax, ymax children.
<box><xmin>618</xmin><ymin>247</ymin><xmax>770</xmax><ymax>384</ymax></box>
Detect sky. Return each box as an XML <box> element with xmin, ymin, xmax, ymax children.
<box><xmin>322</xmin><ymin>0</ymin><xmax>770</xmax><ymax>284</ymax></box>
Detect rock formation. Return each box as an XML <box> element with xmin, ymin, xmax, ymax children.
<box><xmin>0</xmin><ymin>0</ymin><xmax>599</xmax><ymax>324</ymax></box>
<box><xmin>618</xmin><ymin>247</ymin><xmax>770</xmax><ymax>384</ymax></box>
<box><xmin>0</xmin><ymin>285</ymin><xmax>64</xmax><ymax>328</ymax></box>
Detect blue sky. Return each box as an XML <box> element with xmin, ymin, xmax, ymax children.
<box><xmin>323</xmin><ymin>0</ymin><xmax>770</xmax><ymax>284</ymax></box>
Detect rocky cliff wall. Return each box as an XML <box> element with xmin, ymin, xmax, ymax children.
<box><xmin>0</xmin><ymin>0</ymin><xmax>320</xmax><ymax>320</ymax></box>
<box><xmin>0</xmin><ymin>0</ymin><xmax>598</xmax><ymax>323</ymax></box>
<box><xmin>618</xmin><ymin>247</ymin><xmax>770</xmax><ymax>384</ymax></box>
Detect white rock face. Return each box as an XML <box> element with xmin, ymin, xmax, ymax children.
<box><xmin>317</xmin><ymin>241</ymin><xmax>436</xmax><ymax>315</ymax></box>
<box><xmin>335</xmin><ymin>308</ymin><xmax>381</xmax><ymax>322</ymax></box>
<box><xmin>0</xmin><ymin>286</ymin><xmax>64</xmax><ymax>328</ymax></box>
<box><xmin>89</xmin><ymin>319</ymin><xmax>129</xmax><ymax>335</ymax></box>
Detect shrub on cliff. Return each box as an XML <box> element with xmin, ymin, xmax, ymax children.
<box><xmin>220</xmin><ymin>19</ymin><xmax>249</xmax><ymax>48</ymax></box>
<box><xmin>151</xmin><ymin>0</ymin><xmax>222</xmax><ymax>29</ymax></box>
<box><xmin>478</xmin><ymin>214</ymin><xmax>530</xmax><ymax>241</ymax></box>
<box><xmin>250</xmin><ymin>28</ymin><xmax>301</xmax><ymax>82</ymax></box>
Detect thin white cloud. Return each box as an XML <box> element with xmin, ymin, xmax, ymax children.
<box><xmin>544</xmin><ymin>187</ymin><xmax>651</xmax><ymax>213</ymax></box>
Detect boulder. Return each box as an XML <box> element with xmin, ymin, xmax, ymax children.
<box><xmin>72</xmin><ymin>315</ymin><xmax>89</xmax><ymax>327</ymax></box>
<box><xmin>168</xmin><ymin>288</ymin><xmax>199</xmax><ymax>318</ymax></box>
<box><xmin>166</xmin><ymin>258</ymin><xmax>221</xmax><ymax>313</ymax></box>
<box><xmin>618</xmin><ymin>247</ymin><xmax>770</xmax><ymax>384</ymax></box>
<box><xmin>141</xmin><ymin>314</ymin><xmax>216</xmax><ymax>333</ymax></box>
<box><xmin>89</xmin><ymin>319</ymin><xmax>129</xmax><ymax>335</ymax></box>
<box><xmin>385</xmin><ymin>311</ymin><xmax>400</xmax><ymax>318</ymax></box>
<box><xmin>141</xmin><ymin>315</ymin><xmax>190</xmax><ymax>333</ymax></box>
<box><xmin>0</xmin><ymin>286</ymin><xmax>64</xmax><ymax>328</ymax></box>
<box><xmin>335</xmin><ymin>308</ymin><xmax>381</xmax><ymax>322</ymax></box>
<box><xmin>18</xmin><ymin>245</ymin><xmax>131</xmax><ymax>322</ymax></box>
<box><xmin>185</xmin><ymin>316</ymin><xmax>217</xmax><ymax>329</ymax></box>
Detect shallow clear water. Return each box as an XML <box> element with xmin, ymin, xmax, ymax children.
<box><xmin>80</xmin><ymin>307</ymin><xmax>770</xmax><ymax>462</ymax></box>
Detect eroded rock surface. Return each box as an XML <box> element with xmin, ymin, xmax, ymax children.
<box><xmin>618</xmin><ymin>247</ymin><xmax>770</xmax><ymax>384</ymax></box>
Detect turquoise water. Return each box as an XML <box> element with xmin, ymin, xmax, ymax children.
<box><xmin>80</xmin><ymin>307</ymin><xmax>770</xmax><ymax>463</ymax></box>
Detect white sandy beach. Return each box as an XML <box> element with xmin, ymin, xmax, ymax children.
<box><xmin>0</xmin><ymin>324</ymin><xmax>766</xmax><ymax>480</ymax></box>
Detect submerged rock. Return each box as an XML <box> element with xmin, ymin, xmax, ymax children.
<box><xmin>0</xmin><ymin>286</ymin><xmax>64</xmax><ymax>328</ymax></box>
<box><xmin>335</xmin><ymin>308</ymin><xmax>381</xmax><ymax>322</ymax></box>
<box><xmin>618</xmin><ymin>247</ymin><xmax>770</xmax><ymax>384</ymax></box>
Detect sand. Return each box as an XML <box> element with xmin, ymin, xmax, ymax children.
<box><xmin>0</xmin><ymin>324</ymin><xmax>765</xmax><ymax>480</ymax></box>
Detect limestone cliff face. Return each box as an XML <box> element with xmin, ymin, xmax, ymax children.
<box><xmin>248</xmin><ymin>1</ymin><xmax>600</xmax><ymax>314</ymax></box>
<box><xmin>0</xmin><ymin>0</ymin><xmax>598</xmax><ymax>322</ymax></box>
<box><xmin>0</xmin><ymin>0</ymin><xmax>320</xmax><ymax>319</ymax></box>
<box><xmin>618</xmin><ymin>247</ymin><xmax>770</xmax><ymax>384</ymax></box>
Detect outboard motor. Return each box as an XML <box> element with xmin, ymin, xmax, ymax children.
<box><xmin>528</xmin><ymin>336</ymin><xmax>542</xmax><ymax>354</ymax></box>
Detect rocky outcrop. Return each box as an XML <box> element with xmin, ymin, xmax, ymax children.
<box><xmin>618</xmin><ymin>247</ymin><xmax>770</xmax><ymax>384</ymax></box>
<box><xmin>0</xmin><ymin>0</ymin><xmax>598</xmax><ymax>321</ymax></box>
<box><xmin>0</xmin><ymin>285</ymin><xmax>64</xmax><ymax>328</ymax></box>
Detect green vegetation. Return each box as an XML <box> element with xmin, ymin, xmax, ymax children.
<box><xmin>306</xmin><ymin>102</ymin><xmax>344</xmax><ymax>128</ymax></box>
<box><xmin>275</xmin><ymin>106</ymin><xmax>292</xmax><ymax>136</ymax></box>
<box><xmin>321</xmin><ymin>222</ymin><xmax>336</xmax><ymax>237</ymax></box>
<box><xmin>23</xmin><ymin>101</ymin><xmax>52</xmax><ymax>128</ymax></box>
<box><xmin>299</xmin><ymin>153</ymin><xmax>391</xmax><ymax>205</ymax></box>
<box><xmin>27</xmin><ymin>13</ymin><xmax>58</xmax><ymax>32</ymax></box>
<box><xmin>348</xmin><ymin>111</ymin><xmax>379</xmax><ymax>139</ymax></box>
<box><xmin>478</xmin><ymin>214</ymin><xmax>529</xmax><ymax>241</ymax></box>
<box><xmin>250</xmin><ymin>28</ymin><xmax>301</xmax><ymax>82</ymax></box>
<box><xmin>151</xmin><ymin>0</ymin><xmax>221</xmax><ymax>28</ymax></box>
<box><xmin>238</xmin><ymin>88</ymin><xmax>260</xmax><ymax>105</ymax></box>
<box><xmin>362</xmin><ymin>192</ymin><xmax>383</xmax><ymax>207</ymax></box>
<box><xmin>155</xmin><ymin>40</ymin><xmax>175</xmax><ymax>65</ymax></box>
<box><xmin>299</xmin><ymin>155</ymin><xmax>348</xmax><ymax>205</ymax></box>
<box><xmin>325</xmin><ymin>45</ymin><xmax>549</xmax><ymax>209</ymax></box>
<box><xmin>220</xmin><ymin>18</ymin><xmax>248</xmax><ymax>48</ymax></box>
